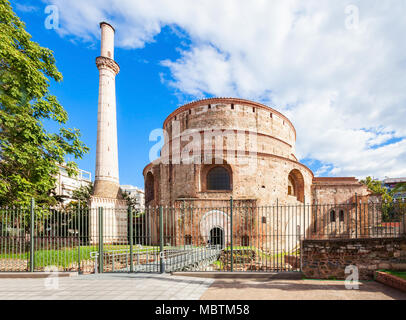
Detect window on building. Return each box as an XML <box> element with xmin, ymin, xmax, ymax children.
<box><xmin>339</xmin><ymin>210</ymin><xmax>345</xmax><ymax>222</ymax></box>
<box><xmin>184</xmin><ymin>235</ymin><xmax>192</xmax><ymax>245</ymax></box>
<box><xmin>207</xmin><ymin>167</ymin><xmax>231</xmax><ymax>191</ymax></box>
<box><xmin>330</xmin><ymin>210</ymin><xmax>336</xmax><ymax>222</ymax></box>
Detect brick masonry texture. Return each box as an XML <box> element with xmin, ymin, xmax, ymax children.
<box><xmin>302</xmin><ymin>237</ymin><xmax>406</xmax><ymax>280</ymax></box>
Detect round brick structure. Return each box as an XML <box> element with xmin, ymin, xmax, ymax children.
<box><xmin>143</xmin><ymin>98</ymin><xmax>314</xmax><ymax>207</ymax></box>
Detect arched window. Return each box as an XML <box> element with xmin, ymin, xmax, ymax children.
<box><xmin>207</xmin><ymin>167</ymin><xmax>231</xmax><ymax>191</ymax></box>
<box><xmin>241</xmin><ymin>235</ymin><xmax>250</xmax><ymax>246</ymax></box>
<box><xmin>184</xmin><ymin>235</ymin><xmax>192</xmax><ymax>245</ymax></box>
<box><xmin>330</xmin><ymin>210</ymin><xmax>336</xmax><ymax>222</ymax></box>
<box><xmin>145</xmin><ymin>172</ymin><xmax>154</xmax><ymax>204</ymax></box>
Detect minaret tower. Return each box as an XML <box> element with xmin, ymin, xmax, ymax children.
<box><xmin>93</xmin><ymin>22</ymin><xmax>121</xmax><ymax>199</ymax></box>
<box><xmin>90</xmin><ymin>22</ymin><xmax>126</xmax><ymax>245</ymax></box>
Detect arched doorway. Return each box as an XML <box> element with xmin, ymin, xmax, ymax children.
<box><xmin>210</xmin><ymin>227</ymin><xmax>224</xmax><ymax>247</ymax></box>
<box><xmin>199</xmin><ymin>210</ymin><xmax>230</xmax><ymax>246</ymax></box>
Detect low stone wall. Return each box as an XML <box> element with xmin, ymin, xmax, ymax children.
<box><xmin>302</xmin><ymin>237</ymin><xmax>406</xmax><ymax>280</ymax></box>
<box><xmin>375</xmin><ymin>271</ymin><xmax>406</xmax><ymax>292</ymax></box>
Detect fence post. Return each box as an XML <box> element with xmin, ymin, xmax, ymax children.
<box><xmin>301</xmin><ymin>196</ymin><xmax>305</xmax><ymax>272</ymax></box>
<box><xmin>129</xmin><ymin>207</ymin><xmax>134</xmax><ymax>273</ymax></box>
<box><xmin>402</xmin><ymin>198</ymin><xmax>406</xmax><ymax>236</ymax></box>
<box><xmin>159</xmin><ymin>206</ymin><xmax>165</xmax><ymax>273</ymax></box>
<box><xmin>77</xmin><ymin>201</ymin><xmax>81</xmax><ymax>274</ymax></box>
<box><xmin>230</xmin><ymin>196</ymin><xmax>233</xmax><ymax>273</ymax></box>
<box><xmin>355</xmin><ymin>193</ymin><xmax>358</xmax><ymax>238</ymax></box>
<box><xmin>98</xmin><ymin>207</ymin><xmax>103</xmax><ymax>273</ymax></box>
<box><xmin>182</xmin><ymin>201</ymin><xmax>186</xmax><ymax>251</ymax></box>
<box><xmin>29</xmin><ymin>198</ymin><xmax>35</xmax><ymax>272</ymax></box>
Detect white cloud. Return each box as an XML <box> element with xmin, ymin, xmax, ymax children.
<box><xmin>16</xmin><ymin>3</ymin><xmax>39</xmax><ymax>13</ymax></box>
<box><xmin>43</xmin><ymin>0</ymin><xmax>406</xmax><ymax>179</ymax></box>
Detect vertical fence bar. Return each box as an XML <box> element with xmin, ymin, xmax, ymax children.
<box><xmin>98</xmin><ymin>207</ymin><xmax>103</xmax><ymax>273</ymax></box>
<box><xmin>29</xmin><ymin>198</ymin><xmax>35</xmax><ymax>272</ymax></box>
<box><xmin>77</xmin><ymin>202</ymin><xmax>81</xmax><ymax>274</ymax></box>
<box><xmin>159</xmin><ymin>206</ymin><xmax>165</xmax><ymax>273</ymax></box>
<box><xmin>230</xmin><ymin>197</ymin><xmax>233</xmax><ymax>273</ymax></box>
<box><xmin>129</xmin><ymin>207</ymin><xmax>134</xmax><ymax>273</ymax></box>
<box><xmin>301</xmin><ymin>196</ymin><xmax>305</xmax><ymax>272</ymax></box>
<box><xmin>355</xmin><ymin>193</ymin><xmax>358</xmax><ymax>239</ymax></box>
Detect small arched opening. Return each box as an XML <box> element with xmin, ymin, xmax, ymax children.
<box><xmin>287</xmin><ymin>169</ymin><xmax>305</xmax><ymax>203</ymax></box>
<box><xmin>339</xmin><ymin>210</ymin><xmax>345</xmax><ymax>222</ymax></box>
<box><xmin>184</xmin><ymin>235</ymin><xmax>192</xmax><ymax>245</ymax></box>
<box><xmin>241</xmin><ymin>235</ymin><xmax>250</xmax><ymax>246</ymax></box>
<box><xmin>145</xmin><ymin>172</ymin><xmax>155</xmax><ymax>204</ymax></box>
<box><xmin>330</xmin><ymin>210</ymin><xmax>336</xmax><ymax>222</ymax></box>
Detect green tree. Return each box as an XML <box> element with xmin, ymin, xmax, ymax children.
<box><xmin>360</xmin><ymin>176</ymin><xmax>393</xmax><ymax>202</ymax></box>
<box><xmin>64</xmin><ymin>183</ymin><xmax>94</xmax><ymax>211</ymax></box>
<box><xmin>360</xmin><ymin>177</ymin><xmax>398</xmax><ymax>222</ymax></box>
<box><xmin>0</xmin><ymin>1</ymin><xmax>89</xmax><ymax>206</ymax></box>
<box><xmin>122</xmin><ymin>191</ymin><xmax>139</xmax><ymax>209</ymax></box>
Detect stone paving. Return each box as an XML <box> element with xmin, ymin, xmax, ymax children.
<box><xmin>0</xmin><ymin>274</ymin><xmax>214</xmax><ymax>300</ymax></box>
<box><xmin>200</xmin><ymin>279</ymin><xmax>406</xmax><ymax>300</ymax></box>
<box><xmin>1</xmin><ymin>274</ymin><xmax>405</xmax><ymax>300</ymax></box>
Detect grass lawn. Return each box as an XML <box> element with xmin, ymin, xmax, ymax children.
<box><xmin>223</xmin><ymin>246</ymin><xmax>299</xmax><ymax>260</ymax></box>
<box><xmin>383</xmin><ymin>270</ymin><xmax>406</xmax><ymax>280</ymax></box>
<box><xmin>1</xmin><ymin>244</ymin><xmax>301</xmax><ymax>269</ymax></box>
<box><xmin>0</xmin><ymin>245</ymin><xmax>159</xmax><ymax>268</ymax></box>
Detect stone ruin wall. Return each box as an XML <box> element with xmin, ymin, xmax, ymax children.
<box><xmin>302</xmin><ymin>237</ymin><xmax>406</xmax><ymax>280</ymax></box>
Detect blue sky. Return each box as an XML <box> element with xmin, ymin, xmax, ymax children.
<box><xmin>13</xmin><ymin>2</ymin><xmax>200</xmax><ymax>188</ymax></box>
<box><xmin>11</xmin><ymin>1</ymin><xmax>406</xmax><ymax>188</ymax></box>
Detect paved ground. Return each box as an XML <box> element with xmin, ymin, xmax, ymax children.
<box><xmin>200</xmin><ymin>278</ymin><xmax>406</xmax><ymax>300</ymax></box>
<box><xmin>0</xmin><ymin>274</ymin><xmax>214</xmax><ymax>300</ymax></box>
<box><xmin>0</xmin><ymin>275</ymin><xmax>405</xmax><ymax>300</ymax></box>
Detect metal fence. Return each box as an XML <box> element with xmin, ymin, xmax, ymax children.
<box><xmin>1</xmin><ymin>198</ymin><xmax>405</xmax><ymax>273</ymax></box>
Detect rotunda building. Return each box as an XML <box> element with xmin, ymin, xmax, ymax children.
<box><xmin>143</xmin><ymin>98</ymin><xmax>314</xmax><ymax>208</ymax></box>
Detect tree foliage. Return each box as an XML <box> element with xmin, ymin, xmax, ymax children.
<box><xmin>360</xmin><ymin>176</ymin><xmax>393</xmax><ymax>202</ymax></box>
<box><xmin>64</xmin><ymin>183</ymin><xmax>94</xmax><ymax>211</ymax></box>
<box><xmin>0</xmin><ymin>1</ymin><xmax>89</xmax><ymax>206</ymax></box>
<box><xmin>122</xmin><ymin>191</ymin><xmax>140</xmax><ymax>209</ymax></box>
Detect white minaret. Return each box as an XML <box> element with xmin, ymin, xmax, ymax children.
<box><xmin>90</xmin><ymin>22</ymin><xmax>127</xmax><ymax>245</ymax></box>
<box><xmin>93</xmin><ymin>22</ymin><xmax>121</xmax><ymax>199</ymax></box>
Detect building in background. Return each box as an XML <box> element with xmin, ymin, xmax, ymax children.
<box><xmin>383</xmin><ymin>178</ymin><xmax>406</xmax><ymax>199</ymax></box>
<box><xmin>120</xmin><ymin>185</ymin><xmax>145</xmax><ymax>209</ymax></box>
<box><xmin>54</xmin><ymin>165</ymin><xmax>92</xmax><ymax>204</ymax></box>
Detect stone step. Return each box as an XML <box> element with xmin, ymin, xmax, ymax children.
<box><xmin>0</xmin><ymin>272</ymin><xmax>78</xmax><ymax>279</ymax></box>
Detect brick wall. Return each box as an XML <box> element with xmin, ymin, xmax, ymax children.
<box><xmin>302</xmin><ymin>237</ymin><xmax>406</xmax><ymax>280</ymax></box>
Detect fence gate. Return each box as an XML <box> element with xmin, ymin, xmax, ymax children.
<box><xmin>97</xmin><ymin>202</ymin><xmax>308</xmax><ymax>273</ymax></box>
